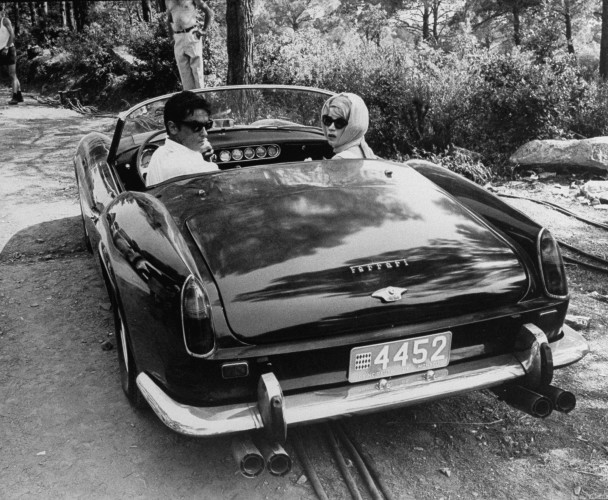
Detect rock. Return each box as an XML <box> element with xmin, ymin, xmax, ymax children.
<box><xmin>111</xmin><ymin>46</ymin><xmax>144</xmax><ymax>72</ymax></box>
<box><xmin>580</xmin><ymin>180</ymin><xmax>608</xmax><ymax>203</ymax></box>
<box><xmin>565</xmin><ymin>315</ymin><xmax>591</xmax><ymax>330</ymax></box>
<box><xmin>296</xmin><ymin>474</ymin><xmax>308</xmax><ymax>485</ymax></box>
<box><xmin>101</xmin><ymin>340</ymin><xmax>114</xmax><ymax>351</ymax></box>
<box><xmin>589</xmin><ymin>291</ymin><xmax>608</xmax><ymax>303</ymax></box>
<box><xmin>510</xmin><ymin>138</ymin><xmax>608</xmax><ymax>173</ymax></box>
<box><xmin>439</xmin><ymin>467</ymin><xmax>451</xmax><ymax>478</ymax></box>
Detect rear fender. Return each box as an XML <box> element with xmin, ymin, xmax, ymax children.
<box><xmin>405</xmin><ymin>160</ymin><xmax>543</xmax><ymax>298</ymax></box>
<box><xmin>75</xmin><ymin>133</ymin><xmax>121</xmax><ymax>251</ymax></box>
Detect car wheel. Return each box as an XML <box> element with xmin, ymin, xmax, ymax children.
<box><xmin>114</xmin><ymin>303</ymin><xmax>148</xmax><ymax>410</ymax></box>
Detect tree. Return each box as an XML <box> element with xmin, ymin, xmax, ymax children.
<box><xmin>467</xmin><ymin>0</ymin><xmax>541</xmax><ymax>46</ymax></box>
<box><xmin>357</xmin><ymin>3</ymin><xmax>390</xmax><ymax>44</ymax></box>
<box><xmin>398</xmin><ymin>0</ymin><xmax>465</xmax><ymax>43</ymax></box>
<box><xmin>226</xmin><ymin>0</ymin><xmax>254</xmax><ymax>84</ymax></box>
<box><xmin>142</xmin><ymin>0</ymin><xmax>152</xmax><ymax>22</ymax></box>
<box><xmin>601</xmin><ymin>0</ymin><xmax>608</xmax><ymax>78</ymax></box>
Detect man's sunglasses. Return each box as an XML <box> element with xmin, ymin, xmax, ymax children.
<box><xmin>179</xmin><ymin>120</ymin><xmax>214</xmax><ymax>132</ymax></box>
<box><xmin>322</xmin><ymin>115</ymin><xmax>348</xmax><ymax>130</ymax></box>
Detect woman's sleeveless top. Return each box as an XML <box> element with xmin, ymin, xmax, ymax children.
<box><xmin>0</xmin><ymin>17</ymin><xmax>10</xmax><ymax>50</ymax></box>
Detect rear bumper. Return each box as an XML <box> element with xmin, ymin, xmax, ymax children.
<box><xmin>136</xmin><ymin>325</ymin><xmax>589</xmax><ymax>437</ymax></box>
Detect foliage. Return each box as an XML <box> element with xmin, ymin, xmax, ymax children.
<box><xmin>406</xmin><ymin>147</ymin><xmax>493</xmax><ymax>184</ymax></box>
<box><xmin>123</xmin><ymin>13</ymin><xmax>180</xmax><ymax>96</ymax></box>
<box><xmin>9</xmin><ymin>0</ymin><xmax>608</xmax><ymax>178</ymax></box>
<box><xmin>463</xmin><ymin>50</ymin><xmax>589</xmax><ymax>159</ymax></box>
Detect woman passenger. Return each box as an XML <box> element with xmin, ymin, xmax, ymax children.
<box><xmin>321</xmin><ymin>93</ymin><xmax>376</xmax><ymax>159</ymax></box>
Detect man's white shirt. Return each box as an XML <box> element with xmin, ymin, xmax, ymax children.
<box><xmin>146</xmin><ymin>137</ymin><xmax>218</xmax><ymax>186</ymax></box>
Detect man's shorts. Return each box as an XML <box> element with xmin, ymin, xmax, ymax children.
<box><xmin>0</xmin><ymin>46</ymin><xmax>16</xmax><ymax>66</ymax></box>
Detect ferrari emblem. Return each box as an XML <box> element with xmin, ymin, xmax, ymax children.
<box><xmin>372</xmin><ymin>287</ymin><xmax>408</xmax><ymax>303</ymax></box>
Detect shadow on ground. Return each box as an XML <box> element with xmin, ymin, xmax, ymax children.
<box><xmin>0</xmin><ymin>215</ymin><xmax>87</xmax><ymax>262</ymax></box>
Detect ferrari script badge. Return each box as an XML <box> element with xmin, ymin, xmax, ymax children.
<box><xmin>372</xmin><ymin>286</ymin><xmax>408</xmax><ymax>303</ymax></box>
<box><xmin>350</xmin><ymin>258</ymin><xmax>408</xmax><ymax>275</ymax></box>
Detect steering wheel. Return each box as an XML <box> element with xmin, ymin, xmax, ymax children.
<box><xmin>136</xmin><ymin>130</ymin><xmax>166</xmax><ymax>184</ymax></box>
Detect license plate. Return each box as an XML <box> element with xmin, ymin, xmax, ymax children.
<box><xmin>348</xmin><ymin>332</ymin><xmax>452</xmax><ymax>383</ymax></box>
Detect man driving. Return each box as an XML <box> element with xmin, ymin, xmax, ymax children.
<box><xmin>146</xmin><ymin>90</ymin><xmax>218</xmax><ymax>187</ymax></box>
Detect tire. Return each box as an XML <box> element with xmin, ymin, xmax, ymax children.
<box><xmin>113</xmin><ymin>292</ymin><xmax>148</xmax><ymax>410</ymax></box>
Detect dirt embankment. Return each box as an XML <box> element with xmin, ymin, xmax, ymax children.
<box><xmin>1</xmin><ymin>88</ymin><xmax>607</xmax><ymax>499</ymax></box>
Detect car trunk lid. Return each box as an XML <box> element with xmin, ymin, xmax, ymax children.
<box><xmin>183</xmin><ymin>161</ymin><xmax>528</xmax><ymax>343</ymax></box>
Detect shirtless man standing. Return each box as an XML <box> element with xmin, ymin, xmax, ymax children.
<box><xmin>166</xmin><ymin>0</ymin><xmax>213</xmax><ymax>90</ymax></box>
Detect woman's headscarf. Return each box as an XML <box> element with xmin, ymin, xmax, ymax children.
<box><xmin>321</xmin><ymin>93</ymin><xmax>375</xmax><ymax>159</ymax></box>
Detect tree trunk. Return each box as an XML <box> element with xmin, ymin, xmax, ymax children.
<box><xmin>226</xmin><ymin>0</ymin><xmax>254</xmax><ymax>85</ymax></box>
<box><xmin>432</xmin><ymin>1</ymin><xmax>439</xmax><ymax>41</ymax></box>
<box><xmin>37</xmin><ymin>2</ymin><xmax>48</xmax><ymax>33</ymax></box>
<box><xmin>66</xmin><ymin>1</ymin><xmax>75</xmax><ymax>31</ymax></box>
<box><xmin>75</xmin><ymin>1</ymin><xmax>89</xmax><ymax>32</ymax></box>
<box><xmin>157</xmin><ymin>0</ymin><xmax>166</xmax><ymax>13</ymax></box>
<box><xmin>12</xmin><ymin>3</ymin><xmax>20</xmax><ymax>36</ymax></box>
<box><xmin>422</xmin><ymin>5</ymin><xmax>430</xmax><ymax>40</ymax></box>
<box><xmin>563</xmin><ymin>0</ymin><xmax>575</xmax><ymax>54</ymax></box>
<box><xmin>60</xmin><ymin>1</ymin><xmax>67</xmax><ymax>29</ymax></box>
<box><xmin>142</xmin><ymin>0</ymin><xmax>152</xmax><ymax>22</ymax></box>
<box><xmin>512</xmin><ymin>5</ymin><xmax>521</xmax><ymax>46</ymax></box>
<box><xmin>29</xmin><ymin>2</ymin><xmax>38</xmax><ymax>26</ymax></box>
<box><xmin>600</xmin><ymin>0</ymin><xmax>608</xmax><ymax>78</ymax></box>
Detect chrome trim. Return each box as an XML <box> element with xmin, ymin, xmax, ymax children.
<box><xmin>136</xmin><ymin>325</ymin><xmax>589</xmax><ymax>437</ymax></box>
<box><xmin>118</xmin><ymin>85</ymin><xmax>336</xmax><ymax>122</ymax></box>
<box><xmin>217</xmin><ymin>144</ymin><xmax>281</xmax><ymax>164</ymax></box>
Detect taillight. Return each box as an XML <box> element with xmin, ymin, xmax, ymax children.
<box><xmin>538</xmin><ymin>229</ymin><xmax>568</xmax><ymax>298</ymax></box>
<box><xmin>181</xmin><ymin>275</ymin><xmax>214</xmax><ymax>356</ymax></box>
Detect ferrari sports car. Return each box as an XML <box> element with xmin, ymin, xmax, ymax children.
<box><xmin>75</xmin><ymin>85</ymin><xmax>589</xmax><ymax>446</ymax></box>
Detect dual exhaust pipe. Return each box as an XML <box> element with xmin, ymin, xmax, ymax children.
<box><xmin>494</xmin><ymin>384</ymin><xmax>576</xmax><ymax>418</ymax></box>
<box><xmin>232</xmin><ymin>435</ymin><xmax>292</xmax><ymax>478</ymax></box>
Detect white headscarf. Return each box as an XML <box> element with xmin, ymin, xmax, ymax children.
<box><xmin>321</xmin><ymin>93</ymin><xmax>375</xmax><ymax>159</ymax></box>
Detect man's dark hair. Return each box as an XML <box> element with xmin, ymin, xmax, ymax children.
<box><xmin>164</xmin><ymin>90</ymin><xmax>212</xmax><ymax>132</ymax></box>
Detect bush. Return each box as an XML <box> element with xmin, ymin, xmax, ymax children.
<box><xmin>462</xmin><ymin>50</ymin><xmax>589</xmax><ymax>161</ymax></box>
<box><xmin>124</xmin><ymin>14</ymin><xmax>179</xmax><ymax>97</ymax></box>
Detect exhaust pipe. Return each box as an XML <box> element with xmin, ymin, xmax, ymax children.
<box><xmin>534</xmin><ymin>385</ymin><xmax>576</xmax><ymax>413</ymax></box>
<box><xmin>231</xmin><ymin>435</ymin><xmax>265</xmax><ymax>478</ymax></box>
<box><xmin>258</xmin><ymin>440</ymin><xmax>292</xmax><ymax>477</ymax></box>
<box><xmin>494</xmin><ymin>385</ymin><xmax>553</xmax><ymax>418</ymax></box>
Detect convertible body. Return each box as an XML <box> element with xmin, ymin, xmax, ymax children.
<box><xmin>75</xmin><ymin>85</ymin><xmax>588</xmax><ymax>442</ymax></box>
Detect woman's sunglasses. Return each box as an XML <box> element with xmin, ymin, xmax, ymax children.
<box><xmin>179</xmin><ymin>120</ymin><xmax>214</xmax><ymax>132</ymax></box>
<box><xmin>322</xmin><ymin>115</ymin><xmax>348</xmax><ymax>130</ymax></box>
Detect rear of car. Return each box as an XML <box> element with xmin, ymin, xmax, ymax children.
<box><xmin>135</xmin><ymin>159</ymin><xmax>588</xmax><ymax>438</ymax></box>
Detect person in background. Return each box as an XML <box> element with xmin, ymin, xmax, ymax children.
<box><xmin>146</xmin><ymin>90</ymin><xmax>218</xmax><ymax>186</ymax></box>
<box><xmin>0</xmin><ymin>5</ymin><xmax>23</xmax><ymax>105</ymax></box>
<box><xmin>321</xmin><ymin>93</ymin><xmax>375</xmax><ymax>159</ymax></box>
<box><xmin>166</xmin><ymin>0</ymin><xmax>213</xmax><ymax>90</ymax></box>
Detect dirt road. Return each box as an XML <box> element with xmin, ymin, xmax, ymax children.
<box><xmin>1</xmin><ymin>89</ymin><xmax>606</xmax><ymax>499</ymax></box>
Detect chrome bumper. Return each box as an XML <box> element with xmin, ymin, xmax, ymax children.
<box><xmin>136</xmin><ymin>325</ymin><xmax>589</xmax><ymax>437</ymax></box>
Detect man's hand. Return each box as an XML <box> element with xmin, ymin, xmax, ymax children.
<box><xmin>201</xmin><ymin>138</ymin><xmax>214</xmax><ymax>156</ymax></box>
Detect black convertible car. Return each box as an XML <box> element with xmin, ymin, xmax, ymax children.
<box><xmin>75</xmin><ymin>85</ymin><xmax>588</xmax><ymax>449</ymax></box>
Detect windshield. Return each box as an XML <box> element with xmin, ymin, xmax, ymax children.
<box><xmin>121</xmin><ymin>86</ymin><xmax>334</xmax><ymax>138</ymax></box>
